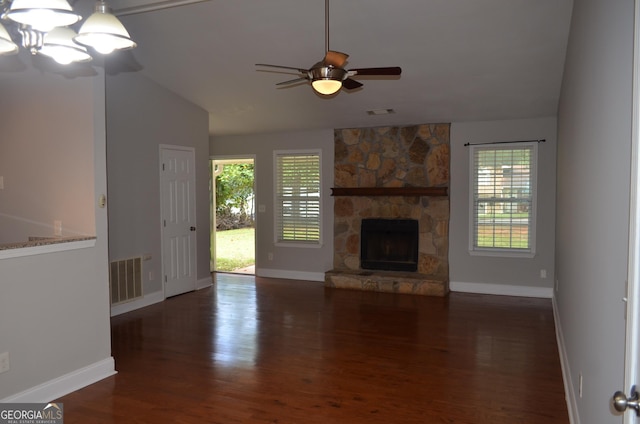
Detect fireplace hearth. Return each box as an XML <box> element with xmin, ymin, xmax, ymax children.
<box><xmin>361</xmin><ymin>219</ymin><xmax>418</xmax><ymax>272</ymax></box>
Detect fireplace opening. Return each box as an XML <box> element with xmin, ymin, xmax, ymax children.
<box><xmin>360</xmin><ymin>218</ymin><xmax>419</xmax><ymax>272</ymax></box>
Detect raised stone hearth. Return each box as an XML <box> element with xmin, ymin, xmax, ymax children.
<box><xmin>325</xmin><ymin>123</ymin><xmax>450</xmax><ymax>297</ymax></box>
<box><xmin>325</xmin><ymin>269</ymin><xmax>448</xmax><ymax>296</ymax></box>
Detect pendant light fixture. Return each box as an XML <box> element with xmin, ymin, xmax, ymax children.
<box><xmin>39</xmin><ymin>27</ymin><xmax>92</xmax><ymax>65</ymax></box>
<box><xmin>74</xmin><ymin>1</ymin><xmax>136</xmax><ymax>55</ymax></box>
<box><xmin>5</xmin><ymin>0</ymin><xmax>81</xmax><ymax>32</ymax></box>
<box><xmin>0</xmin><ymin>0</ymin><xmax>136</xmax><ymax>64</ymax></box>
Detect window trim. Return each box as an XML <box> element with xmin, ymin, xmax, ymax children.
<box><xmin>273</xmin><ymin>149</ymin><xmax>323</xmax><ymax>248</ymax></box>
<box><xmin>468</xmin><ymin>142</ymin><xmax>538</xmax><ymax>258</ymax></box>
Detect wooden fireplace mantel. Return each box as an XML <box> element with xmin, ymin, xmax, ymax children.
<box><xmin>330</xmin><ymin>187</ymin><xmax>448</xmax><ymax>197</ymax></box>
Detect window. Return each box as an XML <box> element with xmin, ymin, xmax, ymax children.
<box><xmin>469</xmin><ymin>143</ymin><xmax>537</xmax><ymax>256</ymax></box>
<box><xmin>274</xmin><ymin>150</ymin><xmax>321</xmax><ymax>245</ymax></box>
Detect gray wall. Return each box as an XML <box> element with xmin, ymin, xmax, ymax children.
<box><xmin>555</xmin><ymin>0</ymin><xmax>633</xmax><ymax>422</ymax></box>
<box><xmin>106</xmin><ymin>72</ymin><xmax>210</xmax><ymax>297</ymax></box>
<box><xmin>0</xmin><ymin>72</ymin><xmax>96</xmax><ymax>244</ymax></box>
<box><xmin>211</xmin><ymin>129</ymin><xmax>334</xmax><ymax>281</ymax></box>
<box><xmin>449</xmin><ymin>117</ymin><xmax>557</xmax><ymax>295</ymax></box>
<box><xmin>0</xmin><ymin>65</ymin><xmax>112</xmax><ymax>400</ymax></box>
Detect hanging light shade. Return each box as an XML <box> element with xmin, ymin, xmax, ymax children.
<box><xmin>39</xmin><ymin>27</ymin><xmax>92</xmax><ymax>65</ymax></box>
<box><xmin>6</xmin><ymin>0</ymin><xmax>82</xmax><ymax>32</ymax></box>
<box><xmin>312</xmin><ymin>79</ymin><xmax>342</xmax><ymax>95</ymax></box>
<box><xmin>310</xmin><ymin>66</ymin><xmax>346</xmax><ymax>95</ymax></box>
<box><xmin>74</xmin><ymin>1</ymin><xmax>136</xmax><ymax>55</ymax></box>
<box><xmin>0</xmin><ymin>22</ymin><xmax>19</xmax><ymax>55</ymax></box>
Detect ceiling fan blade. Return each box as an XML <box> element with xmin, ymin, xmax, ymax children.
<box><xmin>350</xmin><ymin>67</ymin><xmax>402</xmax><ymax>76</ymax></box>
<box><xmin>342</xmin><ymin>78</ymin><xmax>363</xmax><ymax>90</ymax></box>
<box><xmin>256</xmin><ymin>63</ymin><xmax>308</xmax><ymax>73</ymax></box>
<box><xmin>276</xmin><ymin>77</ymin><xmax>309</xmax><ymax>86</ymax></box>
<box><xmin>323</xmin><ymin>50</ymin><xmax>349</xmax><ymax>68</ymax></box>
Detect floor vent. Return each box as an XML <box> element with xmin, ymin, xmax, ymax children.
<box><xmin>110</xmin><ymin>257</ymin><xmax>143</xmax><ymax>305</ymax></box>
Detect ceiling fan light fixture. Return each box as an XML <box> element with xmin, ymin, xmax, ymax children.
<box><xmin>310</xmin><ymin>65</ymin><xmax>346</xmax><ymax>95</ymax></box>
<box><xmin>74</xmin><ymin>1</ymin><xmax>136</xmax><ymax>54</ymax></box>
<box><xmin>6</xmin><ymin>0</ymin><xmax>82</xmax><ymax>32</ymax></box>
<box><xmin>312</xmin><ymin>79</ymin><xmax>342</xmax><ymax>95</ymax></box>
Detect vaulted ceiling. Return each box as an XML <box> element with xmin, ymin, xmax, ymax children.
<box><xmin>107</xmin><ymin>0</ymin><xmax>573</xmax><ymax>136</ymax></box>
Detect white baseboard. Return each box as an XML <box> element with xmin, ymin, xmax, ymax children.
<box><xmin>110</xmin><ymin>290</ymin><xmax>164</xmax><ymax>317</ymax></box>
<box><xmin>553</xmin><ymin>296</ymin><xmax>579</xmax><ymax>424</ymax></box>
<box><xmin>256</xmin><ymin>268</ymin><xmax>325</xmax><ymax>282</ymax></box>
<box><xmin>450</xmin><ymin>281</ymin><xmax>554</xmax><ymax>298</ymax></box>
<box><xmin>111</xmin><ymin>278</ymin><xmax>211</xmax><ymax>317</ymax></box>
<box><xmin>197</xmin><ymin>277</ymin><xmax>213</xmax><ymax>290</ymax></box>
<box><xmin>1</xmin><ymin>357</ymin><xmax>116</xmax><ymax>403</ymax></box>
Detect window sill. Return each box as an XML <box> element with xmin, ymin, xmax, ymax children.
<box><xmin>469</xmin><ymin>248</ymin><xmax>535</xmax><ymax>259</ymax></box>
<box><xmin>275</xmin><ymin>241</ymin><xmax>323</xmax><ymax>248</ymax></box>
<box><xmin>0</xmin><ymin>236</ymin><xmax>97</xmax><ymax>259</ymax></box>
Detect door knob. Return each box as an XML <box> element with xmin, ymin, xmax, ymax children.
<box><xmin>613</xmin><ymin>387</ymin><xmax>640</xmax><ymax>415</ymax></box>
<box><xmin>190</xmin><ymin>226</ymin><xmax>196</xmax><ymax>231</ymax></box>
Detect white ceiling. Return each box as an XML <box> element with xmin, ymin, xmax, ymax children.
<box><xmin>106</xmin><ymin>0</ymin><xmax>573</xmax><ymax>136</ymax></box>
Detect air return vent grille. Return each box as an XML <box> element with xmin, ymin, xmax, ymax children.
<box><xmin>109</xmin><ymin>257</ymin><xmax>143</xmax><ymax>305</ymax></box>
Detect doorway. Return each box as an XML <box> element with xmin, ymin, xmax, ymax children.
<box><xmin>210</xmin><ymin>157</ymin><xmax>256</xmax><ymax>275</ymax></box>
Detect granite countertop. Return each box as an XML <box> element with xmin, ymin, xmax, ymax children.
<box><xmin>0</xmin><ymin>236</ymin><xmax>97</xmax><ymax>251</ymax></box>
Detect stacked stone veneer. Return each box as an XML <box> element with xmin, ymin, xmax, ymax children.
<box><xmin>325</xmin><ymin>123</ymin><xmax>450</xmax><ymax>296</ymax></box>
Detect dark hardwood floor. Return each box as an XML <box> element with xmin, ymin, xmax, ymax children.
<box><xmin>57</xmin><ymin>273</ymin><xmax>569</xmax><ymax>423</ymax></box>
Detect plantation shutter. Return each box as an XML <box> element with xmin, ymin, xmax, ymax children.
<box><xmin>275</xmin><ymin>152</ymin><xmax>321</xmax><ymax>244</ymax></box>
<box><xmin>471</xmin><ymin>144</ymin><xmax>535</xmax><ymax>252</ymax></box>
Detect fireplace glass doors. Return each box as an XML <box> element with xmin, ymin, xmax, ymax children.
<box><xmin>360</xmin><ymin>218</ymin><xmax>419</xmax><ymax>272</ymax></box>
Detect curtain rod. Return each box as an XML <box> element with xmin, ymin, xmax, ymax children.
<box><xmin>464</xmin><ymin>139</ymin><xmax>546</xmax><ymax>147</ymax></box>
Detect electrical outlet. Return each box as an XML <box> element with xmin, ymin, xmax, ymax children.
<box><xmin>0</xmin><ymin>176</ymin><xmax>4</xmax><ymax>190</ymax></box>
<box><xmin>268</xmin><ymin>252</ymin><xmax>274</xmax><ymax>261</ymax></box>
<box><xmin>0</xmin><ymin>352</ymin><xmax>9</xmax><ymax>374</ymax></box>
<box><xmin>540</xmin><ymin>269</ymin><xmax>547</xmax><ymax>279</ymax></box>
<box><xmin>149</xmin><ymin>271</ymin><xmax>154</xmax><ymax>281</ymax></box>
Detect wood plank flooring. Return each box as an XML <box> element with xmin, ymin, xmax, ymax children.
<box><xmin>57</xmin><ymin>273</ymin><xmax>569</xmax><ymax>423</ymax></box>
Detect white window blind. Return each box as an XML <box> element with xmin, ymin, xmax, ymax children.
<box><xmin>275</xmin><ymin>152</ymin><xmax>321</xmax><ymax>244</ymax></box>
<box><xmin>470</xmin><ymin>144</ymin><xmax>536</xmax><ymax>254</ymax></box>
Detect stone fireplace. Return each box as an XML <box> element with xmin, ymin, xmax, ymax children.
<box><xmin>324</xmin><ymin>124</ymin><xmax>450</xmax><ymax>296</ymax></box>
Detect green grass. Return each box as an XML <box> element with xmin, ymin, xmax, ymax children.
<box><xmin>213</xmin><ymin>227</ymin><xmax>255</xmax><ymax>271</ymax></box>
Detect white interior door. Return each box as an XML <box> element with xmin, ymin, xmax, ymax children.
<box><xmin>160</xmin><ymin>146</ymin><xmax>197</xmax><ymax>298</ymax></box>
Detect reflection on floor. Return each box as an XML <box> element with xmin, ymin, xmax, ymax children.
<box><xmin>57</xmin><ymin>273</ymin><xmax>569</xmax><ymax>423</ymax></box>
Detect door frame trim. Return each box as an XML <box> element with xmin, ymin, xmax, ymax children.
<box><xmin>210</xmin><ymin>154</ymin><xmax>257</xmax><ymax>274</ymax></box>
<box><xmin>623</xmin><ymin>2</ymin><xmax>640</xmax><ymax>422</ymax></box>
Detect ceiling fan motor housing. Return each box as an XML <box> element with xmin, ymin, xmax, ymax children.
<box><xmin>310</xmin><ymin>64</ymin><xmax>347</xmax><ymax>82</ymax></box>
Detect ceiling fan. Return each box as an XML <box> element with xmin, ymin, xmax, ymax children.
<box><xmin>256</xmin><ymin>0</ymin><xmax>402</xmax><ymax>96</ymax></box>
